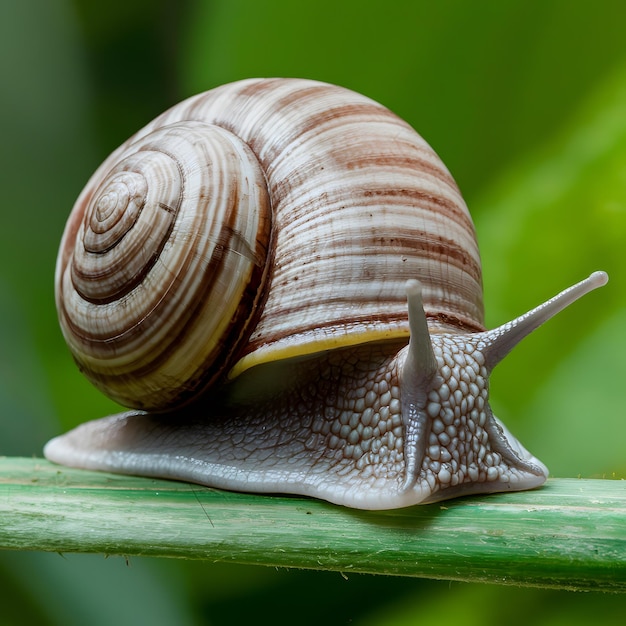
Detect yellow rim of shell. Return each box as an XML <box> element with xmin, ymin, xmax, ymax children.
<box><xmin>229</xmin><ymin>325</ymin><xmax>411</xmax><ymax>379</ymax></box>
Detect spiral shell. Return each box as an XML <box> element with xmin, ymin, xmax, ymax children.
<box><xmin>56</xmin><ymin>78</ymin><xmax>483</xmax><ymax>411</ymax></box>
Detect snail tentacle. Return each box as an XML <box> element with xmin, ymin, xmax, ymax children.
<box><xmin>482</xmin><ymin>271</ymin><xmax>609</xmax><ymax>371</ymax></box>
<box><xmin>400</xmin><ymin>280</ymin><xmax>438</xmax><ymax>491</ymax></box>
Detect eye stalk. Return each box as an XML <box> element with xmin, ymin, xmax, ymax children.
<box><xmin>481</xmin><ymin>271</ymin><xmax>608</xmax><ymax>371</ymax></box>
<box><xmin>400</xmin><ymin>279</ymin><xmax>439</xmax><ymax>490</ymax></box>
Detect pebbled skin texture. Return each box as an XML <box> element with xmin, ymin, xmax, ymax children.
<box><xmin>45</xmin><ymin>340</ymin><xmax>547</xmax><ymax>510</ymax></box>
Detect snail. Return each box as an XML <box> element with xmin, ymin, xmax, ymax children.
<box><xmin>44</xmin><ymin>78</ymin><xmax>608</xmax><ymax>510</ymax></box>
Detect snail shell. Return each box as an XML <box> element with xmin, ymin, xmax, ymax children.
<box><xmin>45</xmin><ymin>78</ymin><xmax>608</xmax><ymax>509</ymax></box>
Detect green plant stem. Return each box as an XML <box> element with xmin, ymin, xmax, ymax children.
<box><xmin>0</xmin><ymin>457</ymin><xmax>624</xmax><ymax>591</ymax></box>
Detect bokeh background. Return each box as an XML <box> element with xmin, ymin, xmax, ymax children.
<box><xmin>1</xmin><ymin>0</ymin><xmax>625</xmax><ymax>624</ymax></box>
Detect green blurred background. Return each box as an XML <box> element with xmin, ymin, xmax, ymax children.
<box><xmin>1</xmin><ymin>0</ymin><xmax>624</xmax><ymax>623</ymax></box>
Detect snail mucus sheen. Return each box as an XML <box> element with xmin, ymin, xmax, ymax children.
<box><xmin>45</xmin><ymin>78</ymin><xmax>608</xmax><ymax>510</ymax></box>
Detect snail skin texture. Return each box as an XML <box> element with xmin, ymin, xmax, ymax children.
<box><xmin>45</xmin><ymin>78</ymin><xmax>608</xmax><ymax>510</ymax></box>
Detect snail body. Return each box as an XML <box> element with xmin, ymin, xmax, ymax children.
<box><xmin>45</xmin><ymin>78</ymin><xmax>607</xmax><ymax>509</ymax></box>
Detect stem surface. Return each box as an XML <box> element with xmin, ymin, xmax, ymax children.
<box><xmin>1</xmin><ymin>457</ymin><xmax>624</xmax><ymax>592</ymax></box>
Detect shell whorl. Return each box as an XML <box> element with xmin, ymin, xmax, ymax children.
<box><xmin>57</xmin><ymin>122</ymin><xmax>271</xmax><ymax>409</ymax></box>
<box><xmin>56</xmin><ymin>78</ymin><xmax>483</xmax><ymax>410</ymax></box>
